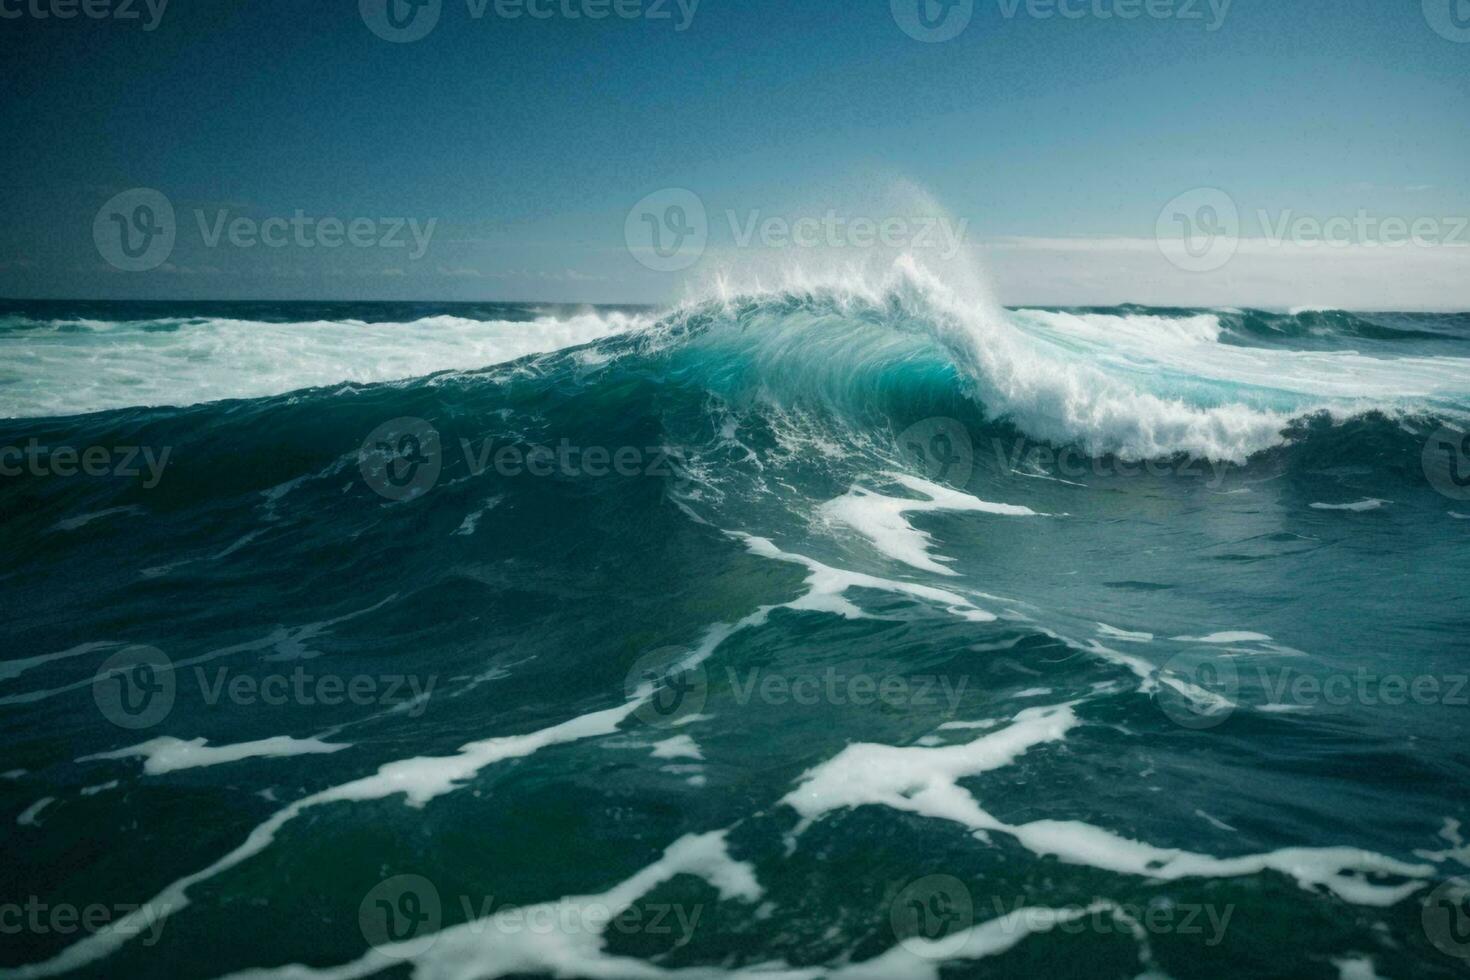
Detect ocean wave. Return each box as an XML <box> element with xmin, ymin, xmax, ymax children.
<box><xmin>4</xmin><ymin>262</ymin><xmax>1469</xmax><ymax>464</ymax></box>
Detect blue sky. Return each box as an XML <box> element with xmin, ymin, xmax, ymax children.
<box><xmin>0</xmin><ymin>0</ymin><xmax>1466</xmax><ymax>306</ymax></box>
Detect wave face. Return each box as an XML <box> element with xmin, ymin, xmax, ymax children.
<box><xmin>2</xmin><ymin>281</ymin><xmax>1469</xmax><ymax>980</ymax></box>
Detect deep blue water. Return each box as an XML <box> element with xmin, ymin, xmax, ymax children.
<box><xmin>1</xmin><ymin>291</ymin><xmax>1469</xmax><ymax>979</ymax></box>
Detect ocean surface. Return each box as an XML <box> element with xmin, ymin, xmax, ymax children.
<box><xmin>2</xmin><ymin>273</ymin><xmax>1470</xmax><ymax>979</ymax></box>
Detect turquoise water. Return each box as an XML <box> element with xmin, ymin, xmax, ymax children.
<box><xmin>2</xmin><ymin>287</ymin><xmax>1469</xmax><ymax>979</ymax></box>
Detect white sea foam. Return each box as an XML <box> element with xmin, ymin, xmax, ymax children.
<box><xmin>1096</xmin><ymin>624</ymin><xmax>1154</xmax><ymax>643</ymax></box>
<box><xmin>1310</xmin><ymin>499</ymin><xmax>1391</xmax><ymax>511</ymax></box>
<box><xmin>0</xmin><ymin>641</ymin><xmax>121</xmax><ymax>683</ymax></box>
<box><xmin>831</xmin><ymin>904</ymin><xmax>1111</xmax><ymax>980</ymax></box>
<box><xmin>650</xmin><ymin>735</ymin><xmax>703</xmax><ymax>760</ymax></box>
<box><xmin>1413</xmin><ymin>817</ymin><xmax>1470</xmax><ymax>868</ymax></box>
<box><xmin>1003</xmin><ymin>305</ymin><xmax>1470</xmax><ymax>458</ymax></box>
<box><xmin>1334</xmin><ymin>955</ymin><xmax>1386</xmax><ymax>980</ymax></box>
<box><xmin>0</xmin><ymin>312</ymin><xmax>645</xmax><ymax>419</ymax></box>
<box><xmin>81</xmin><ymin>736</ymin><xmax>350</xmax><ymax>775</ymax></box>
<box><xmin>212</xmin><ymin>831</ymin><xmax>774</xmax><ymax>980</ymax></box>
<box><xmin>0</xmin><ymin>701</ymin><xmax>646</xmax><ymax>979</ymax></box>
<box><xmin>739</xmin><ymin>534</ymin><xmax>997</xmax><ymax>623</ymax></box>
<box><xmin>705</xmin><ymin>251</ymin><xmax>1470</xmax><ymax>461</ymax></box>
<box><xmin>1172</xmin><ymin>632</ymin><xmax>1272</xmax><ymax>644</ymax></box>
<box><xmin>938</xmin><ymin>719</ymin><xmax>999</xmax><ymax>731</ymax></box>
<box><xmin>782</xmin><ymin>703</ymin><xmax>1433</xmax><ymax>907</ymax></box>
<box><xmin>16</xmin><ymin>798</ymin><xmax>54</xmax><ymax>827</ymax></box>
<box><xmin>453</xmin><ymin>495</ymin><xmax>504</xmax><ymax>536</ymax></box>
<box><xmin>51</xmin><ymin>506</ymin><xmax>146</xmax><ymax>532</ymax></box>
<box><xmin>1195</xmin><ymin>809</ymin><xmax>1237</xmax><ymax>833</ymax></box>
<box><xmin>819</xmin><ymin>473</ymin><xmax>1039</xmax><ymax>575</ymax></box>
<box><xmin>0</xmin><ymin>526</ymin><xmax>1016</xmax><ymax>977</ymax></box>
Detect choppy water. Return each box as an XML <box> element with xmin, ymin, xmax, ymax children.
<box><xmin>2</xmin><ymin>269</ymin><xmax>1470</xmax><ymax>979</ymax></box>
